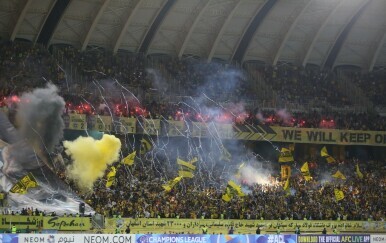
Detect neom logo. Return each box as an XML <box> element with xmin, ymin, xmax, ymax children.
<box><xmin>373</xmin><ymin>236</ymin><xmax>385</xmax><ymax>241</ymax></box>
<box><xmin>47</xmin><ymin>217</ymin><xmax>86</xmax><ymax>229</ymax></box>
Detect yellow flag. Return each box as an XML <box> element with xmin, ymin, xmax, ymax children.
<box><xmin>221</xmin><ymin>193</ymin><xmax>232</xmax><ymax>202</ymax></box>
<box><xmin>10</xmin><ymin>173</ymin><xmax>38</xmax><ymax>194</ymax></box>
<box><xmin>140</xmin><ymin>138</ymin><xmax>152</xmax><ymax>155</ymax></box>
<box><xmin>106</xmin><ymin>166</ymin><xmax>116</xmax><ymax>187</ymax></box>
<box><xmin>121</xmin><ymin>151</ymin><xmax>136</xmax><ymax>165</ymax></box>
<box><xmin>283</xmin><ymin>177</ymin><xmax>290</xmax><ymax>191</ymax></box>
<box><xmin>178</xmin><ymin>170</ymin><xmax>194</xmax><ymax>178</ymax></box>
<box><xmin>222</xmin><ymin>187</ymin><xmax>233</xmax><ymax>202</ymax></box>
<box><xmin>222</xmin><ymin>186</ymin><xmax>233</xmax><ymax>202</ymax></box>
<box><xmin>321</xmin><ymin>146</ymin><xmax>336</xmax><ymax>163</ymax></box>
<box><xmin>278</xmin><ymin>148</ymin><xmax>294</xmax><ymax>163</ymax></box>
<box><xmin>334</xmin><ymin>188</ymin><xmax>344</xmax><ymax>201</ymax></box>
<box><xmin>177</xmin><ymin>157</ymin><xmax>197</xmax><ymax>178</ymax></box>
<box><xmin>20</xmin><ymin>172</ymin><xmax>38</xmax><ymax>188</ymax></box>
<box><xmin>280</xmin><ymin>165</ymin><xmax>291</xmax><ymax>180</ymax></box>
<box><xmin>228</xmin><ymin>180</ymin><xmax>245</xmax><ymax>197</ymax></box>
<box><xmin>300</xmin><ymin>162</ymin><xmax>312</xmax><ymax>181</ymax></box>
<box><xmin>177</xmin><ymin>159</ymin><xmax>196</xmax><ymax>170</ymax></box>
<box><xmin>162</xmin><ymin>176</ymin><xmax>182</xmax><ymax>192</ymax></box>
<box><xmin>332</xmin><ymin>170</ymin><xmax>346</xmax><ymax>180</ymax></box>
<box><xmin>356</xmin><ymin>164</ymin><xmax>363</xmax><ymax>179</ymax></box>
<box><xmin>222</xmin><ymin>180</ymin><xmax>244</xmax><ymax>201</ymax></box>
<box><xmin>283</xmin><ymin>177</ymin><xmax>291</xmax><ymax>197</ymax></box>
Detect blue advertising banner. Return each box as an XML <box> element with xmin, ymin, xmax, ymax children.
<box><xmin>136</xmin><ymin>234</ymin><xmax>297</xmax><ymax>243</ymax></box>
<box><xmin>298</xmin><ymin>235</ymin><xmax>370</xmax><ymax>243</ymax></box>
<box><xmin>256</xmin><ymin>234</ymin><xmax>297</xmax><ymax>243</ymax></box>
<box><xmin>0</xmin><ymin>234</ymin><xmax>18</xmax><ymax>243</ymax></box>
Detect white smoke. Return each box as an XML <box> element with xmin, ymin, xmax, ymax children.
<box><xmin>238</xmin><ymin>164</ymin><xmax>273</xmax><ymax>186</ymax></box>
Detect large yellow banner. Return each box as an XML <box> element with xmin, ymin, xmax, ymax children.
<box><xmin>65</xmin><ymin>115</ymin><xmax>386</xmax><ymax>146</ymax></box>
<box><xmin>0</xmin><ymin>215</ymin><xmax>91</xmax><ymax>231</ymax></box>
<box><xmin>0</xmin><ymin>215</ymin><xmax>43</xmax><ymax>230</ymax></box>
<box><xmin>269</xmin><ymin>127</ymin><xmax>386</xmax><ymax>146</ymax></box>
<box><xmin>105</xmin><ymin>218</ymin><xmax>386</xmax><ymax>234</ymax></box>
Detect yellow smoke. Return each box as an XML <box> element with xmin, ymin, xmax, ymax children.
<box><xmin>64</xmin><ymin>134</ymin><xmax>121</xmax><ymax>191</ymax></box>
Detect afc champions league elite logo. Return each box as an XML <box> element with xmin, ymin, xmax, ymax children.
<box><xmin>47</xmin><ymin>235</ymin><xmax>55</xmax><ymax>243</ymax></box>
<box><xmin>137</xmin><ymin>235</ymin><xmax>151</xmax><ymax>243</ymax></box>
<box><xmin>0</xmin><ymin>234</ymin><xmax>20</xmax><ymax>243</ymax></box>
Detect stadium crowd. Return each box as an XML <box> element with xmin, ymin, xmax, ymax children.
<box><xmin>1</xmin><ymin>41</ymin><xmax>386</xmax><ymax>131</ymax></box>
<box><xmin>0</xmin><ymin>40</ymin><xmax>385</xmax><ymax>223</ymax></box>
<box><xmin>81</xmin><ymin>154</ymin><xmax>385</xmax><ymax>221</ymax></box>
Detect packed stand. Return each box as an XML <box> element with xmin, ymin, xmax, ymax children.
<box><xmin>81</xmin><ymin>150</ymin><xmax>385</xmax><ymax>221</ymax></box>
<box><xmin>0</xmin><ymin>41</ymin><xmax>66</xmax><ymax>96</ymax></box>
<box><xmin>0</xmin><ymin>41</ymin><xmax>385</xmax><ymax>131</ymax></box>
<box><xmin>247</xmin><ymin>64</ymin><xmax>352</xmax><ymax>108</ymax></box>
<box><xmin>343</xmin><ymin>70</ymin><xmax>386</xmax><ymax>107</ymax></box>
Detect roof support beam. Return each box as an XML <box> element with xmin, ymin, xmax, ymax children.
<box><xmin>37</xmin><ymin>0</ymin><xmax>71</xmax><ymax>46</ymax></box>
<box><xmin>10</xmin><ymin>0</ymin><xmax>33</xmax><ymax>41</ymax></box>
<box><xmin>33</xmin><ymin>1</ymin><xmax>57</xmax><ymax>44</ymax></box>
<box><xmin>138</xmin><ymin>0</ymin><xmax>176</xmax><ymax>54</ymax></box>
<box><xmin>177</xmin><ymin>0</ymin><xmax>212</xmax><ymax>59</ymax></box>
<box><xmin>232</xmin><ymin>0</ymin><xmax>278</xmax><ymax>63</ymax></box>
<box><xmin>369</xmin><ymin>30</ymin><xmax>386</xmax><ymax>71</ymax></box>
<box><xmin>301</xmin><ymin>0</ymin><xmax>345</xmax><ymax>67</ymax></box>
<box><xmin>323</xmin><ymin>0</ymin><xmax>371</xmax><ymax>69</ymax></box>
<box><xmin>207</xmin><ymin>0</ymin><xmax>242</xmax><ymax>62</ymax></box>
<box><xmin>81</xmin><ymin>0</ymin><xmax>112</xmax><ymax>51</ymax></box>
<box><xmin>272</xmin><ymin>0</ymin><xmax>312</xmax><ymax>65</ymax></box>
<box><xmin>113</xmin><ymin>0</ymin><xmax>145</xmax><ymax>54</ymax></box>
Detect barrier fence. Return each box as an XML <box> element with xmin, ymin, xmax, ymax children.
<box><xmin>2</xmin><ymin>216</ymin><xmax>385</xmax><ymax>234</ymax></box>
<box><xmin>0</xmin><ymin>233</ymin><xmax>383</xmax><ymax>243</ymax></box>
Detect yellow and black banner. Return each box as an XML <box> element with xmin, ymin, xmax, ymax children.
<box><xmin>334</xmin><ymin>188</ymin><xmax>344</xmax><ymax>201</ymax></box>
<box><xmin>280</xmin><ymin>165</ymin><xmax>291</xmax><ymax>180</ymax></box>
<box><xmin>140</xmin><ymin>138</ymin><xmax>153</xmax><ymax>155</ymax></box>
<box><xmin>232</xmin><ymin>124</ymin><xmax>277</xmax><ymax>141</ymax></box>
<box><xmin>278</xmin><ymin>148</ymin><xmax>294</xmax><ymax>163</ymax></box>
<box><xmin>10</xmin><ymin>173</ymin><xmax>38</xmax><ymax>194</ymax></box>
<box><xmin>271</xmin><ymin>127</ymin><xmax>386</xmax><ymax>146</ymax></box>
<box><xmin>301</xmin><ymin>162</ymin><xmax>312</xmax><ymax>181</ymax></box>
<box><xmin>64</xmin><ymin>115</ymin><xmax>386</xmax><ymax>146</ymax></box>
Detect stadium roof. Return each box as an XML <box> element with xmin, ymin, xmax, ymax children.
<box><xmin>0</xmin><ymin>0</ymin><xmax>385</xmax><ymax>71</ymax></box>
